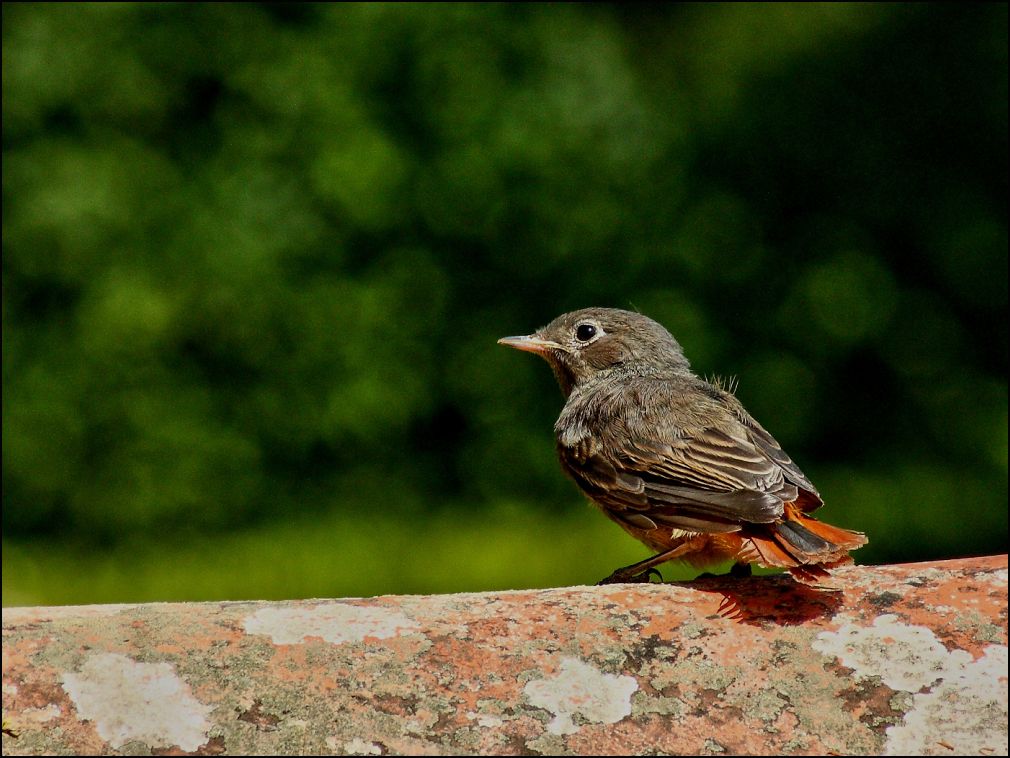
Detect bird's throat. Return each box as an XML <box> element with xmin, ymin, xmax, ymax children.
<box><xmin>549</xmin><ymin>360</ymin><xmax>577</xmax><ymax>399</ymax></box>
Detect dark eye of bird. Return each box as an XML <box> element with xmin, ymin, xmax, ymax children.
<box><xmin>575</xmin><ymin>324</ymin><xmax>597</xmax><ymax>342</ymax></box>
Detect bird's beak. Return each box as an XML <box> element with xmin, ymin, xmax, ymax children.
<box><xmin>497</xmin><ymin>334</ymin><xmax>565</xmax><ymax>355</ymax></box>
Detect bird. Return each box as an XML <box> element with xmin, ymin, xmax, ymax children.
<box><xmin>498</xmin><ymin>307</ymin><xmax>867</xmax><ymax>585</ymax></box>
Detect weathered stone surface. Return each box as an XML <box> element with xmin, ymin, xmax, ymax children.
<box><xmin>2</xmin><ymin>556</ymin><xmax>1007</xmax><ymax>756</ymax></box>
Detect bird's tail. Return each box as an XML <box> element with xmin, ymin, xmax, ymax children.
<box><xmin>739</xmin><ymin>504</ymin><xmax>867</xmax><ymax>583</ymax></box>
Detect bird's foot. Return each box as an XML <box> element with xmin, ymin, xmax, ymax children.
<box><xmin>596</xmin><ymin>566</ymin><xmax>664</xmax><ymax>585</ymax></box>
<box><xmin>696</xmin><ymin>562</ymin><xmax>753</xmax><ymax>580</ymax></box>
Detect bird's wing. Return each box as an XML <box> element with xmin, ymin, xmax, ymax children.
<box><xmin>730</xmin><ymin>404</ymin><xmax>822</xmax><ymax>506</ymax></box>
<box><xmin>557</xmin><ymin>387</ymin><xmax>819</xmax><ymax>533</ymax></box>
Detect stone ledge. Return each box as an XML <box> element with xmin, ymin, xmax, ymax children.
<box><xmin>2</xmin><ymin>555</ymin><xmax>1007</xmax><ymax>756</ymax></box>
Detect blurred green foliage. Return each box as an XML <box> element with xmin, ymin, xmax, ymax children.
<box><xmin>3</xmin><ymin>3</ymin><xmax>1006</xmax><ymax>605</ymax></box>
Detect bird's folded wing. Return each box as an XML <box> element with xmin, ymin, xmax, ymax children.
<box><xmin>732</xmin><ymin>409</ymin><xmax>821</xmax><ymax>502</ymax></box>
<box><xmin>559</xmin><ymin>426</ymin><xmax>795</xmax><ymax>533</ymax></box>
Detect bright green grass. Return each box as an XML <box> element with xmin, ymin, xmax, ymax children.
<box><xmin>3</xmin><ymin>503</ymin><xmax>722</xmax><ymax>607</ymax></box>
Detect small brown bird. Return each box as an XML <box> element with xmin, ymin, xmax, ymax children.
<box><xmin>499</xmin><ymin>307</ymin><xmax>866</xmax><ymax>584</ymax></box>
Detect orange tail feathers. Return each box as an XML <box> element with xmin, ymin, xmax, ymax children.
<box><xmin>739</xmin><ymin>505</ymin><xmax>867</xmax><ymax>583</ymax></box>
<box><xmin>792</xmin><ymin>514</ymin><xmax>868</xmax><ymax>552</ymax></box>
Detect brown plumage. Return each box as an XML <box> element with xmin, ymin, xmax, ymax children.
<box><xmin>498</xmin><ymin>307</ymin><xmax>866</xmax><ymax>584</ymax></box>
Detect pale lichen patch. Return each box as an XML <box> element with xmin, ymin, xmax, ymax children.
<box><xmin>813</xmin><ymin>613</ymin><xmax>971</xmax><ymax>691</ymax></box>
<box><xmin>466</xmin><ymin>711</ymin><xmax>504</xmax><ymax>728</ymax></box>
<box><xmin>884</xmin><ymin>645</ymin><xmax>1008</xmax><ymax>756</ymax></box>
<box><xmin>60</xmin><ymin>653</ymin><xmax>212</xmax><ymax>751</ymax></box>
<box><xmin>242</xmin><ymin>603</ymin><xmax>419</xmax><ymax>645</ymax></box>
<box><xmin>987</xmin><ymin>568</ymin><xmax>1008</xmax><ymax>587</ymax></box>
<box><xmin>813</xmin><ymin>614</ymin><xmax>1009</xmax><ymax>756</ymax></box>
<box><xmin>523</xmin><ymin>656</ymin><xmax>638</xmax><ymax>736</ymax></box>
<box><xmin>336</xmin><ymin>736</ymin><xmax>384</xmax><ymax>755</ymax></box>
<box><xmin>19</xmin><ymin>705</ymin><xmax>60</xmax><ymax>724</ymax></box>
<box><xmin>678</xmin><ymin>619</ymin><xmax>707</xmax><ymax>640</ymax></box>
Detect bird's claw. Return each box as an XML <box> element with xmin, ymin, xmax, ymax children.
<box><xmin>596</xmin><ymin>567</ymin><xmax>664</xmax><ymax>585</ymax></box>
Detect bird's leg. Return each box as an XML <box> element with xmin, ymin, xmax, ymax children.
<box><xmin>596</xmin><ymin>543</ymin><xmax>695</xmax><ymax>585</ymax></box>
<box><xmin>729</xmin><ymin>561</ymin><xmax>752</xmax><ymax>578</ymax></box>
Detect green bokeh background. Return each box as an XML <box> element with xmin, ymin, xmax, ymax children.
<box><xmin>3</xmin><ymin>3</ymin><xmax>1006</xmax><ymax>606</ymax></box>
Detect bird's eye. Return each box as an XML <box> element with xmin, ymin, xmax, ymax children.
<box><xmin>575</xmin><ymin>324</ymin><xmax>597</xmax><ymax>342</ymax></box>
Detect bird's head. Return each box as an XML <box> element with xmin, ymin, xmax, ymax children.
<box><xmin>498</xmin><ymin>307</ymin><xmax>691</xmax><ymax>397</ymax></box>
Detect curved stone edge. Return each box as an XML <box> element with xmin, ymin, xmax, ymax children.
<box><xmin>2</xmin><ymin>555</ymin><xmax>1007</xmax><ymax>756</ymax></box>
